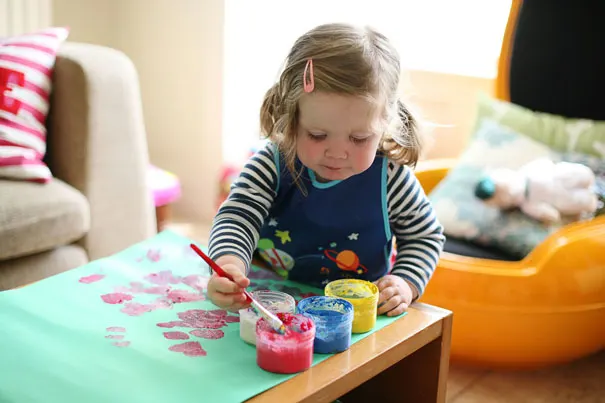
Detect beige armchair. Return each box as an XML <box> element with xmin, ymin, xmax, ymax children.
<box><xmin>0</xmin><ymin>42</ymin><xmax>156</xmax><ymax>290</ymax></box>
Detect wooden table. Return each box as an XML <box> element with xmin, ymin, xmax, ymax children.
<box><xmin>248</xmin><ymin>302</ymin><xmax>453</xmax><ymax>403</ymax></box>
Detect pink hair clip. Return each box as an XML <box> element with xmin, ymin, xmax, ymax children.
<box><xmin>303</xmin><ymin>59</ymin><xmax>314</xmax><ymax>93</ymax></box>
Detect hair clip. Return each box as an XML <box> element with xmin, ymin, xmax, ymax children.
<box><xmin>303</xmin><ymin>59</ymin><xmax>314</xmax><ymax>93</ymax></box>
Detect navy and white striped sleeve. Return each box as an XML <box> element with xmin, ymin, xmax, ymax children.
<box><xmin>207</xmin><ymin>143</ymin><xmax>278</xmax><ymax>271</ymax></box>
<box><xmin>386</xmin><ymin>161</ymin><xmax>445</xmax><ymax>297</ymax></box>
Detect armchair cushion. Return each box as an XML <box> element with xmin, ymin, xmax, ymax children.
<box><xmin>474</xmin><ymin>93</ymin><xmax>605</xmax><ymax>157</ymax></box>
<box><xmin>0</xmin><ymin>178</ymin><xmax>89</xmax><ymax>261</ymax></box>
<box><xmin>0</xmin><ymin>27</ymin><xmax>69</xmax><ymax>183</ymax></box>
<box><xmin>428</xmin><ymin>118</ymin><xmax>605</xmax><ymax>259</ymax></box>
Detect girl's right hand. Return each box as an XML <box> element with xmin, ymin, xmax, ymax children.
<box><xmin>206</xmin><ymin>257</ymin><xmax>251</xmax><ymax>313</ymax></box>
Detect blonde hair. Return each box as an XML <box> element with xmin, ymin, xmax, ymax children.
<box><xmin>260</xmin><ymin>23</ymin><xmax>423</xmax><ymax>179</ymax></box>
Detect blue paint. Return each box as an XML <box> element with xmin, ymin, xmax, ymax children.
<box><xmin>297</xmin><ymin>296</ymin><xmax>354</xmax><ymax>354</ymax></box>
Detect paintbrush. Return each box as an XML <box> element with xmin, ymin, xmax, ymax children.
<box><xmin>189</xmin><ymin>243</ymin><xmax>287</xmax><ymax>335</ymax></box>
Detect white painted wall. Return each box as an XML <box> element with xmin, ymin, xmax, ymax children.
<box><xmin>0</xmin><ymin>0</ymin><xmax>53</xmax><ymax>36</ymax></box>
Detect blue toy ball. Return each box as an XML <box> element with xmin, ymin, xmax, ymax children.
<box><xmin>474</xmin><ymin>177</ymin><xmax>496</xmax><ymax>200</ymax></box>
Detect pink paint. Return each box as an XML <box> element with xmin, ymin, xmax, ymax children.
<box><xmin>146</xmin><ymin>249</ymin><xmax>162</xmax><ymax>262</ymax></box>
<box><xmin>151</xmin><ymin>297</ymin><xmax>173</xmax><ymax>310</ymax></box>
<box><xmin>105</xmin><ymin>334</ymin><xmax>125</xmax><ymax>340</ymax></box>
<box><xmin>190</xmin><ymin>329</ymin><xmax>224</xmax><ymax>339</ymax></box>
<box><xmin>156</xmin><ymin>309</ymin><xmax>238</xmax><ymax>330</ymax></box>
<box><xmin>144</xmin><ymin>270</ymin><xmax>181</xmax><ymax>285</ymax></box>
<box><xmin>113</xmin><ymin>341</ymin><xmax>131</xmax><ymax>347</ymax></box>
<box><xmin>113</xmin><ymin>282</ymin><xmax>171</xmax><ymax>295</ymax></box>
<box><xmin>166</xmin><ymin>289</ymin><xmax>205</xmax><ymax>304</ymax></box>
<box><xmin>157</xmin><ymin>321</ymin><xmax>184</xmax><ymax>329</ymax></box>
<box><xmin>163</xmin><ymin>331</ymin><xmax>190</xmax><ymax>340</ymax></box>
<box><xmin>142</xmin><ymin>286</ymin><xmax>172</xmax><ymax>295</ymax></box>
<box><xmin>79</xmin><ymin>274</ymin><xmax>105</xmax><ymax>284</ymax></box>
<box><xmin>118</xmin><ymin>296</ymin><xmax>174</xmax><ymax>316</ymax></box>
<box><xmin>101</xmin><ymin>293</ymin><xmax>134</xmax><ymax>304</ymax></box>
<box><xmin>178</xmin><ymin>309</ymin><xmax>227</xmax><ymax>328</ymax></box>
<box><xmin>120</xmin><ymin>302</ymin><xmax>156</xmax><ymax>316</ymax></box>
<box><xmin>181</xmin><ymin>274</ymin><xmax>208</xmax><ymax>291</ymax></box>
<box><xmin>169</xmin><ymin>341</ymin><xmax>207</xmax><ymax>357</ymax></box>
<box><xmin>225</xmin><ymin>315</ymin><xmax>240</xmax><ymax>323</ymax></box>
<box><xmin>128</xmin><ymin>282</ymin><xmax>146</xmax><ymax>292</ymax></box>
<box><xmin>106</xmin><ymin>326</ymin><xmax>126</xmax><ymax>332</ymax></box>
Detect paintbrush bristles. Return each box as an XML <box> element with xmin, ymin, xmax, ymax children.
<box><xmin>252</xmin><ymin>300</ymin><xmax>285</xmax><ymax>334</ymax></box>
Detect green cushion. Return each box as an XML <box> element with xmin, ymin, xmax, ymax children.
<box><xmin>473</xmin><ymin>93</ymin><xmax>605</xmax><ymax>158</ymax></box>
<box><xmin>429</xmin><ymin>118</ymin><xmax>604</xmax><ymax>259</ymax></box>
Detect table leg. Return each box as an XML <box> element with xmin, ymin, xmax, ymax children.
<box><xmin>341</xmin><ymin>315</ymin><xmax>452</xmax><ymax>403</ymax></box>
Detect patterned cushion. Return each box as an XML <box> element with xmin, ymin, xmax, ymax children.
<box><xmin>429</xmin><ymin>118</ymin><xmax>605</xmax><ymax>259</ymax></box>
<box><xmin>0</xmin><ymin>27</ymin><xmax>69</xmax><ymax>183</ymax></box>
<box><xmin>474</xmin><ymin>93</ymin><xmax>605</xmax><ymax>158</ymax></box>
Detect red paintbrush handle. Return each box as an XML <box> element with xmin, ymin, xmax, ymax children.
<box><xmin>189</xmin><ymin>243</ymin><xmax>253</xmax><ymax>303</ymax></box>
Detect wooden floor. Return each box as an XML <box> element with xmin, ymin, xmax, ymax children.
<box><xmin>446</xmin><ymin>352</ymin><xmax>604</xmax><ymax>403</ymax></box>
<box><xmin>168</xmin><ymin>220</ymin><xmax>605</xmax><ymax>403</ymax></box>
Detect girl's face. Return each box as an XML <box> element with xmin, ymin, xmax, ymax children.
<box><xmin>296</xmin><ymin>92</ymin><xmax>382</xmax><ymax>182</ymax></box>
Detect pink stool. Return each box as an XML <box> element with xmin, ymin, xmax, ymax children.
<box><xmin>148</xmin><ymin>165</ymin><xmax>181</xmax><ymax>232</ymax></box>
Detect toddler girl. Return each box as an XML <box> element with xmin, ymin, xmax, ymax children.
<box><xmin>207</xmin><ymin>23</ymin><xmax>445</xmax><ymax>317</ymax></box>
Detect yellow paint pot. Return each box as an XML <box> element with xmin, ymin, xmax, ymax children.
<box><xmin>324</xmin><ymin>279</ymin><xmax>379</xmax><ymax>333</ymax></box>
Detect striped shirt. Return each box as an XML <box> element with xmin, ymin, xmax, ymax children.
<box><xmin>208</xmin><ymin>143</ymin><xmax>445</xmax><ymax>297</ymax></box>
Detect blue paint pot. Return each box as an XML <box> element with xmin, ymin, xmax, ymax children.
<box><xmin>296</xmin><ymin>296</ymin><xmax>354</xmax><ymax>354</ymax></box>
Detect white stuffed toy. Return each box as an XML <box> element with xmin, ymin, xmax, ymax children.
<box><xmin>474</xmin><ymin>157</ymin><xmax>599</xmax><ymax>224</ymax></box>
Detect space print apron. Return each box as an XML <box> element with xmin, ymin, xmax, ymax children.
<box><xmin>256</xmin><ymin>153</ymin><xmax>393</xmax><ymax>289</ymax></box>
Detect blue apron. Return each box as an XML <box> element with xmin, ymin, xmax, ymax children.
<box><xmin>256</xmin><ymin>151</ymin><xmax>393</xmax><ymax>288</ymax></box>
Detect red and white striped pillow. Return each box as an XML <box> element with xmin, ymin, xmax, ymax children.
<box><xmin>0</xmin><ymin>27</ymin><xmax>69</xmax><ymax>183</ymax></box>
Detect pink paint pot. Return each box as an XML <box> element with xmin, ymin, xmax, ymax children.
<box><xmin>256</xmin><ymin>313</ymin><xmax>315</xmax><ymax>374</ymax></box>
<box><xmin>239</xmin><ymin>290</ymin><xmax>296</xmax><ymax>346</ymax></box>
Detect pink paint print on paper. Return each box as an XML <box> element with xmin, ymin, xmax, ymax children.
<box><xmin>136</xmin><ymin>248</ymin><xmax>162</xmax><ymax>263</ymax></box>
<box><xmin>105</xmin><ymin>326</ymin><xmax>130</xmax><ymax>347</ymax></box>
<box><xmin>158</xmin><ymin>309</ymin><xmax>239</xmax><ymax>356</ymax></box>
<box><xmin>90</xmin><ymin>243</ymin><xmax>241</xmax><ymax>358</ymax></box>
<box><xmin>168</xmin><ymin>341</ymin><xmax>207</xmax><ymax>357</ymax></box>
<box><xmin>100</xmin><ymin>269</ymin><xmax>207</xmax><ymax>317</ymax></box>
<box><xmin>163</xmin><ymin>331</ymin><xmax>190</xmax><ymax>340</ymax></box>
<box><xmin>144</xmin><ymin>270</ymin><xmax>181</xmax><ymax>286</ymax></box>
<box><xmin>190</xmin><ymin>329</ymin><xmax>224</xmax><ymax>340</ymax></box>
<box><xmin>79</xmin><ymin>274</ymin><xmax>105</xmax><ymax>284</ymax></box>
<box><xmin>101</xmin><ymin>293</ymin><xmax>134</xmax><ymax>304</ymax></box>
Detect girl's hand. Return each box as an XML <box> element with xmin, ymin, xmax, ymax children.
<box><xmin>206</xmin><ymin>255</ymin><xmax>251</xmax><ymax>313</ymax></box>
<box><xmin>374</xmin><ymin>275</ymin><xmax>416</xmax><ymax>317</ymax></box>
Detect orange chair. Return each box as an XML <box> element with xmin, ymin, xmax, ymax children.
<box><xmin>417</xmin><ymin>0</ymin><xmax>605</xmax><ymax>370</ymax></box>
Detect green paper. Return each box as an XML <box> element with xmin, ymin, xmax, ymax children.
<box><xmin>0</xmin><ymin>230</ymin><xmax>406</xmax><ymax>403</ymax></box>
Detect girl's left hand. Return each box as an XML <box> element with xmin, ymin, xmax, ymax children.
<box><xmin>374</xmin><ymin>275</ymin><xmax>415</xmax><ymax>317</ymax></box>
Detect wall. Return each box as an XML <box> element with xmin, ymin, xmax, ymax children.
<box><xmin>52</xmin><ymin>0</ymin><xmax>225</xmax><ymax>223</ymax></box>
<box><xmin>0</xmin><ymin>0</ymin><xmax>53</xmax><ymax>36</ymax></box>
<box><xmin>402</xmin><ymin>70</ymin><xmax>495</xmax><ymax>159</ymax></box>
<box><xmin>51</xmin><ymin>0</ymin><xmax>117</xmax><ymax>46</ymax></box>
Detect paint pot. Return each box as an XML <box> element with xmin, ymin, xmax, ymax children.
<box><xmin>256</xmin><ymin>313</ymin><xmax>315</xmax><ymax>374</ymax></box>
<box><xmin>324</xmin><ymin>279</ymin><xmax>379</xmax><ymax>334</ymax></box>
<box><xmin>297</xmin><ymin>296</ymin><xmax>354</xmax><ymax>354</ymax></box>
<box><xmin>239</xmin><ymin>290</ymin><xmax>296</xmax><ymax>346</ymax></box>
